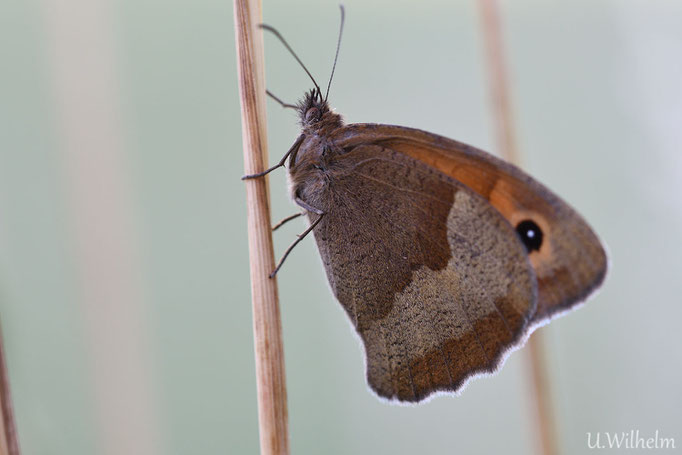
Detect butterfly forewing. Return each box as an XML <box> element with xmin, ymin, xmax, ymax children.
<box><xmin>333</xmin><ymin>124</ymin><xmax>608</xmax><ymax>324</ymax></box>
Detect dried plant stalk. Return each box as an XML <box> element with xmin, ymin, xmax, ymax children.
<box><xmin>233</xmin><ymin>0</ymin><xmax>290</xmax><ymax>454</ymax></box>
<box><xmin>477</xmin><ymin>1</ymin><xmax>558</xmax><ymax>454</ymax></box>
<box><xmin>0</xmin><ymin>326</ymin><xmax>20</xmax><ymax>455</ymax></box>
<box><xmin>527</xmin><ymin>331</ymin><xmax>557</xmax><ymax>455</ymax></box>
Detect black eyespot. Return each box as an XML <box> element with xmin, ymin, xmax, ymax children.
<box><xmin>516</xmin><ymin>219</ymin><xmax>543</xmax><ymax>252</ymax></box>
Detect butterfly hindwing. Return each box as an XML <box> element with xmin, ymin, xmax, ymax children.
<box><xmin>306</xmin><ymin>142</ymin><xmax>537</xmax><ymax>401</ymax></box>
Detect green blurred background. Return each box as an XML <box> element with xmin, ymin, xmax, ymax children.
<box><xmin>1</xmin><ymin>0</ymin><xmax>681</xmax><ymax>453</ymax></box>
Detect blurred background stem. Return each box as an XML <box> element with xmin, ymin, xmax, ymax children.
<box><xmin>477</xmin><ymin>1</ymin><xmax>558</xmax><ymax>454</ymax></box>
<box><xmin>0</xmin><ymin>326</ymin><xmax>20</xmax><ymax>455</ymax></box>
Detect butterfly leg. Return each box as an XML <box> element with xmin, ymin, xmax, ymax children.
<box><xmin>294</xmin><ymin>197</ymin><xmax>324</xmax><ymax>215</ymax></box>
<box><xmin>270</xmin><ymin>212</ymin><xmax>325</xmax><ymax>278</ymax></box>
<box><xmin>266</xmin><ymin>89</ymin><xmax>297</xmax><ymax>110</ymax></box>
<box><xmin>241</xmin><ymin>134</ymin><xmax>305</xmax><ymax>180</ymax></box>
<box><xmin>272</xmin><ymin>212</ymin><xmax>303</xmax><ymax>231</ymax></box>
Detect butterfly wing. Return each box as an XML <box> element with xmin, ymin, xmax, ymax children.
<box><xmin>332</xmin><ymin>124</ymin><xmax>608</xmax><ymax>325</ymax></box>
<box><xmin>306</xmin><ymin>141</ymin><xmax>538</xmax><ymax>402</ymax></box>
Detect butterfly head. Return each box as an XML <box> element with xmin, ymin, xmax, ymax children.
<box><xmin>298</xmin><ymin>89</ymin><xmax>343</xmax><ymax>133</ymax></box>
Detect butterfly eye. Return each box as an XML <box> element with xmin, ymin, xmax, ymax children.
<box><xmin>516</xmin><ymin>219</ymin><xmax>543</xmax><ymax>252</ymax></box>
<box><xmin>305</xmin><ymin>107</ymin><xmax>321</xmax><ymax>122</ymax></box>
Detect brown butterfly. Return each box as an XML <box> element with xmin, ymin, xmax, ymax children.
<box><xmin>245</xmin><ymin>8</ymin><xmax>607</xmax><ymax>403</ymax></box>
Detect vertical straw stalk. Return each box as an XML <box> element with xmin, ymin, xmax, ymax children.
<box><xmin>233</xmin><ymin>1</ymin><xmax>290</xmax><ymax>454</ymax></box>
<box><xmin>476</xmin><ymin>1</ymin><xmax>558</xmax><ymax>454</ymax></box>
<box><xmin>0</xmin><ymin>327</ymin><xmax>20</xmax><ymax>455</ymax></box>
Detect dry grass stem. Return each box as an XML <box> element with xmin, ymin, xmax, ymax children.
<box><xmin>477</xmin><ymin>1</ymin><xmax>558</xmax><ymax>454</ymax></box>
<box><xmin>233</xmin><ymin>0</ymin><xmax>290</xmax><ymax>454</ymax></box>
<box><xmin>0</xmin><ymin>327</ymin><xmax>20</xmax><ymax>455</ymax></box>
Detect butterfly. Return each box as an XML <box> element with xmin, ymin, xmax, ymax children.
<box><xmin>245</xmin><ymin>8</ymin><xmax>607</xmax><ymax>403</ymax></box>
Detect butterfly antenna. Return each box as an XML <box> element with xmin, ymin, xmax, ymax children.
<box><xmin>259</xmin><ymin>24</ymin><xmax>322</xmax><ymax>97</ymax></box>
<box><xmin>266</xmin><ymin>89</ymin><xmax>297</xmax><ymax>109</ymax></box>
<box><xmin>325</xmin><ymin>5</ymin><xmax>346</xmax><ymax>102</ymax></box>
